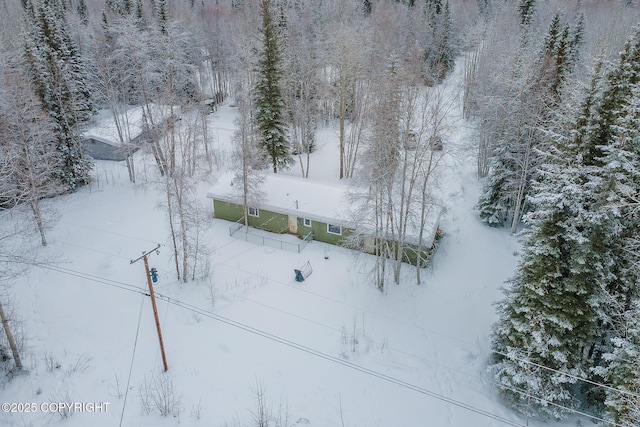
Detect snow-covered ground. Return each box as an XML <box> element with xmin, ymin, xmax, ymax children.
<box><xmin>1</xmin><ymin>65</ymin><xmax>579</xmax><ymax>427</ymax></box>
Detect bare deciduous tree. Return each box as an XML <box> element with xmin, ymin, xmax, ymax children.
<box><xmin>231</xmin><ymin>81</ymin><xmax>264</xmax><ymax>229</ymax></box>
<box><xmin>0</xmin><ymin>70</ymin><xmax>60</xmax><ymax>246</ymax></box>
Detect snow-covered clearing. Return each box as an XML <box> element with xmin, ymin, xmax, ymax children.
<box><xmin>1</xmin><ymin>65</ymin><xmax>578</xmax><ymax>427</ymax></box>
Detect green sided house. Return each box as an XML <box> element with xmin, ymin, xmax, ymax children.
<box><xmin>207</xmin><ymin>172</ymin><xmax>443</xmax><ymax>265</ymax></box>
<box><xmin>207</xmin><ymin>172</ymin><xmax>355</xmax><ymax>246</ymax></box>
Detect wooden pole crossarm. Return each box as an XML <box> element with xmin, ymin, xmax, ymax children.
<box><xmin>129</xmin><ymin>244</ymin><xmax>162</xmax><ymax>265</ymax></box>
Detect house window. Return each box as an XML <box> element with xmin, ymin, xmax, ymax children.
<box><xmin>303</xmin><ymin>218</ymin><xmax>312</xmax><ymax>227</ymax></box>
<box><xmin>327</xmin><ymin>223</ymin><xmax>342</xmax><ymax>235</ymax></box>
<box><xmin>248</xmin><ymin>207</ymin><xmax>259</xmax><ymax>217</ymax></box>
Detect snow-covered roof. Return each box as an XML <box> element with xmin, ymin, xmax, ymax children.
<box><xmin>82</xmin><ymin>104</ymin><xmax>174</xmax><ymax>147</ymax></box>
<box><xmin>208</xmin><ymin>172</ymin><xmax>444</xmax><ymax>247</ymax></box>
<box><xmin>208</xmin><ymin>172</ymin><xmax>356</xmax><ymax>228</ymax></box>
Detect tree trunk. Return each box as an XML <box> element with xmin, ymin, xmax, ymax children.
<box><xmin>0</xmin><ymin>300</ymin><xmax>22</xmax><ymax>371</ymax></box>
<box><xmin>166</xmin><ymin>179</ymin><xmax>181</xmax><ymax>281</ymax></box>
<box><xmin>30</xmin><ymin>198</ymin><xmax>47</xmax><ymax>247</ymax></box>
<box><xmin>338</xmin><ymin>71</ymin><xmax>346</xmax><ymax>179</ymax></box>
<box><xmin>510</xmin><ymin>127</ymin><xmax>534</xmax><ymax>235</ymax></box>
<box><xmin>180</xmin><ymin>207</ymin><xmax>189</xmax><ymax>283</ymax></box>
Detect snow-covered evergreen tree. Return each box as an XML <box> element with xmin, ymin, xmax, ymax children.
<box><xmin>592</xmin><ymin>30</ymin><xmax>640</xmax><ymax>423</ymax></box>
<box><xmin>490</xmin><ymin>132</ymin><xmax>605</xmax><ymax>418</ymax></box>
<box><xmin>254</xmin><ymin>0</ymin><xmax>291</xmax><ymax>173</ymax></box>
<box><xmin>22</xmin><ymin>0</ymin><xmax>94</xmax><ymax>191</ymax></box>
<box><xmin>604</xmin><ymin>300</ymin><xmax>640</xmax><ymax>427</ymax></box>
<box><xmin>491</xmin><ymin>28</ymin><xmax>640</xmax><ymax>420</ymax></box>
<box><xmin>423</xmin><ymin>0</ymin><xmax>456</xmax><ymax>81</ymax></box>
<box><xmin>519</xmin><ymin>0</ymin><xmax>535</xmax><ymax>27</ymax></box>
<box><xmin>577</xmin><ymin>32</ymin><xmax>640</xmax><ymax>390</ymax></box>
<box><xmin>477</xmin><ymin>12</ymin><xmax>583</xmax><ymax>232</ymax></box>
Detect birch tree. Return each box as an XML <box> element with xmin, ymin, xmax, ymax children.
<box><xmin>232</xmin><ymin>80</ymin><xmax>264</xmax><ymax>229</ymax></box>
<box><xmin>158</xmin><ymin>109</ymin><xmax>210</xmax><ymax>283</ymax></box>
<box><xmin>94</xmin><ymin>14</ymin><xmax>148</xmax><ymax>183</ymax></box>
<box><xmin>0</xmin><ymin>70</ymin><xmax>60</xmax><ymax>247</ymax></box>
<box><xmin>282</xmin><ymin>4</ymin><xmax>320</xmax><ymax>178</ymax></box>
<box><xmin>359</xmin><ymin>55</ymin><xmax>402</xmax><ymax>291</ymax></box>
<box><xmin>325</xmin><ymin>1</ymin><xmax>370</xmax><ymax>179</ymax></box>
<box><xmin>475</xmin><ymin>11</ymin><xmax>583</xmax><ymax>232</ymax></box>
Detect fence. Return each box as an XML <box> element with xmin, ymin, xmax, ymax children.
<box><xmin>229</xmin><ymin>223</ymin><xmax>312</xmax><ymax>253</ymax></box>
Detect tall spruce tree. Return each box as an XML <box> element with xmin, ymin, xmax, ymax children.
<box><xmin>22</xmin><ymin>0</ymin><xmax>94</xmax><ymax>191</ymax></box>
<box><xmin>491</xmin><ymin>29</ymin><xmax>640</xmax><ymax>420</ymax></box>
<box><xmin>254</xmin><ymin>0</ymin><xmax>291</xmax><ymax>173</ymax></box>
<box><xmin>605</xmin><ymin>300</ymin><xmax>640</xmax><ymax>427</ymax></box>
<box><xmin>591</xmin><ymin>31</ymin><xmax>640</xmax><ymax>423</ymax></box>
<box><xmin>489</xmin><ymin>66</ymin><xmax>612</xmax><ymax>419</ymax></box>
<box><xmin>490</xmin><ymin>139</ymin><xmax>602</xmax><ymax>419</ymax></box>
<box><xmin>423</xmin><ymin>0</ymin><xmax>456</xmax><ymax>81</ymax></box>
<box><xmin>519</xmin><ymin>0</ymin><xmax>535</xmax><ymax>27</ymax></box>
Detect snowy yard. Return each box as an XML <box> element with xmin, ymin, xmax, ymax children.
<box><xmin>1</xmin><ymin>67</ymin><xmax>580</xmax><ymax>427</ymax></box>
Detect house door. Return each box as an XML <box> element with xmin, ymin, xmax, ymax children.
<box><xmin>288</xmin><ymin>215</ymin><xmax>298</xmax><ymax>234</ymax></box>
<box><xmin>364</xmin><ymin>237</ymin><xmax>375</xmax><ymax>253</ymax></box>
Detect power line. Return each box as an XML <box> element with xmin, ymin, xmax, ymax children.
<box><xmin>214</xmin><ymin>258</ymin><xmax>471</xmax><ymax>344</ymax></box>
<box><xmin>119</xmin><ymin>295</ymin><xmax>145</xmax><ymax>427</ymax></box>
<box><xmin>12</xmin><ymin>260</ymin><xmax>636</xmax><ymax>425</ymax></box>
<box><xmin>0</xmin><ymin>256</ymin><xmax>145</xmax><ymax>294</ymax></box>
<box><xmin>210</xmin><ymin>257</ymin><xmax>640</xmax><ymax>400</ymax></box>
<box><xmin>57</xmin><ymin>221</ymin><xmax>160</xmax><ymax>245</ymax></box>
<box><xmin>496</xmin><ymin>381</ymin><xmax>622</xmax><ymax>427</ymax></box>
<box><xmin>492</xmin><ymin>349</ymin><xmax>640</xmax><ymax>400</ymax></box>
<box><xmin>153</xmin><ymin>293</ymin><xmax>529</xmax><ymax>427</ymax></box>
<box><xmin>58</xmin><ymin>240</ymin><xmax>132</xmax><ymax>261</ymax></box>
<box><xmin>25</xmin><ymin>262</ymin><xmax>526</xmax><ymax>426</ymax></box>
<box><xmin>152</xmin><ymin>284</ymin><xmax>634</xmax><ymax>426</ymax></box>
<box><xmin>214</xmin><ymin>285</ymin><xmax>497</xmax><ymax>393</ymax></box>
<box><xmin>8</xmin><ymin>254</ymin><xmax>638</xmax><ymax>401</ymax></box>
<box><xmin>151</xmin><ymin>292</ymin><xmax>627</xmax><ymax>427</ymax></box>
<box><xmin>55</xmin><ymin>219</ymin><xmax>475</xmax><ymax>351</ymax></box>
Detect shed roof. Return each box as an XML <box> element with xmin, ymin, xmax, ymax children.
<box><xmin>82</xmin><ymin>104</ymin><xmax>174</xmax><ymax>147</ymax></box>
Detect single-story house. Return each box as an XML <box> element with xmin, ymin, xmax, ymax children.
<box><xmin>207</xmin><ymin>173</ymin><xmax>443</xmax><ymax>266</ymax></box>
<box><xmin>208</xmin><ymin>172</ymin><xmax>354</xmax><ymax>246</ymax></box>
<box><xmin>82</xmin><ymin>105</ymin><xmax>176</xmax><ymax>161</ymax></box>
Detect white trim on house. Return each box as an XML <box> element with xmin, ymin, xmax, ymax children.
<box><xmin>303</xmin><ymin>218</ymin><xmax>312</xmax><ymax>227</ymax></box>
<box><xmin>327</xmin><ymin>223</ymin><xmax>342</xmax><ymax>235</ymax></box>
<box><xmin>207</xmin><ymin>172</ymin><xmax>356</xmax><ymax>229</ymax></box>
<box><xmin>207</xmin><ymin>172</ymin><xmax>444</xmax><ymax>249</ymax></box>
<box><xmin>248</xmin><ymin>207</ymin><xmax>259</xmax><ymax>217</ymax></box>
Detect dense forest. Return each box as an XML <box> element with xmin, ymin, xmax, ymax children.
<box><xmin>1</xmin><ymin>0</ymin><xmax>640</xmax><ymax>425</ymax></box>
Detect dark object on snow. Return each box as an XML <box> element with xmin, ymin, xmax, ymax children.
<box><xmin>429</xmin><ymin>135</ymin><xmax>443</xmax><ymax>151</ymax></box>
<box><xmin>294</xmin><ymin>261</ymin><xmax>313</xmax><ymax>282</ymax></box>
<box><xmin>201</xmin><ymin>91</ymin><xmax>225</xmax><ymax>114</ymax></box>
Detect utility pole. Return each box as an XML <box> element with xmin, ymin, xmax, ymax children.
<box><xmin>131</xmin><ymin>244</ymin><xmax>168</xmax><ymax>372</ymax></box>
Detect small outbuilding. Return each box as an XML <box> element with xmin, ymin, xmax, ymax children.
<box><xmin>82</xmin><ymin>105</ymin><xmax>174</xmax><ymax>161</ymax></box>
